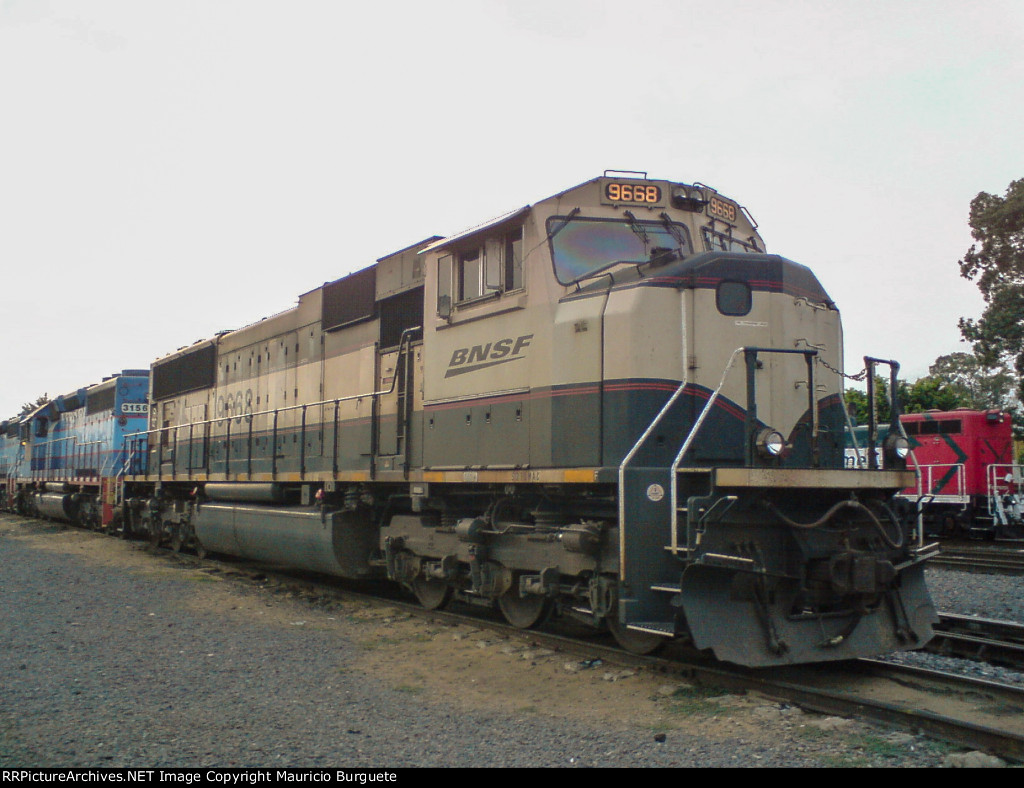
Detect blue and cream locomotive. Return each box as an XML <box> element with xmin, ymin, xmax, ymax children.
<box><xmin>1</xmin><ymin>371</ymin><xmax>149</xmax><ymax>527</ymax></box>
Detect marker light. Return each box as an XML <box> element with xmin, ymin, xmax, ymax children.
<box><xmin>756</xmin><ymin>429</ymin><xmax>786</xmax><ymax>458</ymax></box>
<box><xmin>884</xmin><ymin>433</ymin><xmax>911</xmax><ymax>462</ymax></box>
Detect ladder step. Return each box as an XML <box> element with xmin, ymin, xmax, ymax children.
<box><xmin>627</xmin><ymin>622</ymin><xmax>675</xmax><ymax>636</ymax></box>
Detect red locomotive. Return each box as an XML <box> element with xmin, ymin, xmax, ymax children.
<box><xmin>900</xmin><ymin>410</ymin><xmax>1022</xmax><ymax>539</ymax></box>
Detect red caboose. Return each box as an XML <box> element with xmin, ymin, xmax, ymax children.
<box><xmin>903</xmin><ymin>409</ymin><xmax>1021</xmax><ymax>539</ymax></box>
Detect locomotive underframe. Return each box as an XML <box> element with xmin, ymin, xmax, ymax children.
<box><xmin>111</xmin><ymin>466</ymin><xmax>937</xmax><ymax>667</ymax></box>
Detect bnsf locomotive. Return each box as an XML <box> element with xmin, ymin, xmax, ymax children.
<box><xmin>1</xmin><ymin>173</ymin><xmax>938</xmax><ymax>667</ymax></box>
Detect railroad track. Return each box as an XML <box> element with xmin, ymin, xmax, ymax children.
<box><xmin>924</xmin><ymin>612</ymin><xmax>1024</xmax><ymax>671</ymax></box>
<box><xmin>928</xmin><ymin>545</ymin><xmax>1024</xmax><ymax>575</ymax></box>
<box><xmin>772</xmin><ymin>659</ymin><xmax>1024</xmax><ymax>762</ymax></box>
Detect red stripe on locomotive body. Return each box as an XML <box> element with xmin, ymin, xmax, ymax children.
<box><xmin>423</xmin><ymin>380</ymin><xmax>675</xmax><ymax>412</ymax></box>
<box><xmin>638</xmin><ymin>275</ymin><xmax>826</xmax><ymax>302</ymax></box>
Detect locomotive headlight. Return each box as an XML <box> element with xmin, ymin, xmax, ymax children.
<box><xmin>883</xmin><ymin>433</ymin><xmax>911</xmax><ymax>461</ymax></box>
<box><xmin>756</xmin><ymin>428</ymin><xmax>786</xmax><ymax>458</ymax></box>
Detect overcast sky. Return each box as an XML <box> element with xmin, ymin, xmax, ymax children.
<box><xmin>1</xmin><ymin>0</ymin><xmax>1022</xmax><ymax>418</ymax></box>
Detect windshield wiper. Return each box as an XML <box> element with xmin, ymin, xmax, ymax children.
<box><xmin>623</xmin><ymin>210</ymin><xmax>650</xmax><ymax>248</ymax></box>
<box><xmin>659</xmin><ymin>212</ymin><xmax>689</xmax><ymax>252</ymax></box>
<box><xmin>546</xmin><ymin>207</ymin><xmax>581</xmax><ymax>245</ymax></box>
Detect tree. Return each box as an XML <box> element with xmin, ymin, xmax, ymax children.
<box><xmin>928</xmin><ymin>352</ymin><xmax>1017</xmax><ymax>410</ymax></box>
<box><xmin>902</xmin><ymin>375</ymin><xmax>970</xmax><ymax>413</ymax></box>
<box><xmin>17</xmin><ymin>395</ymin><xmax>48</xmax><ymax>417</ymax></box>
<box><xmin>958</xmin><ymin>178</ymin><xmax>1024</xmax><ymax>403</ymax></box>
<box><xmin>844</xmin><ymin>375</ymin><xmax>915</xmax><ymax>425</ymax></box>
<box><xmin>843</xmin><ymin>351</ymin><xmax>1021</xmax><ymax>438</ymax></box>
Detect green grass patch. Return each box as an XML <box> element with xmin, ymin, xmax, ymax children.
<box><xmin>393</xmin><ymin>684</ymin><xmax>425</xmax><ymax>695</ymax></box>
<box><xmin>359</xmin><ymin>635</ymin><xmax>404</xmax><ymax>650</ymax></box>
<box><xmin>658</xmin><ymin>686</ymin><xmax>734</xmax><ymax>717</ymax></box>
<box><xmin>847</xmin><ymin>734</ymin><xmax>912</xmax><ymax>760</ymax></box>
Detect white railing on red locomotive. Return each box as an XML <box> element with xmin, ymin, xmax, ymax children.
<box><xmin>911</xmin><ymin>463</ymin><xmax>968</xmax><ymax>503</ymax></box>
<box><xmin>988</xmin><ymin>464</ymin><xmax>1024</xmax><ymax>522</ymax></box>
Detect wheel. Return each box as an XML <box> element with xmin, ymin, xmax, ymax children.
<box><xmin>148</xmin><ymin>521</ymin><xmax>164</xmax><ymax>547</ymax></box>
<box><xmin>497</xmin><ymin>587</ymin><xmax>552</xmax><ymax>629</ymax></box>
<box><xmin>169</xmin><ymin>524</ymin><xmax>184</xmax><ymax>553</ymax></box>
<box><xmin>411</xmin><ymin>576</ymin><xmax>452</xmax><ymax>611</ymax></box>
<box><xmin>607</xmin><ymin>616</ymin><xmax>666</xmax><ymax>655</ymax></box>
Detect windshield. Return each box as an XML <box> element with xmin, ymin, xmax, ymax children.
<box><xmin>547</xmin><ymin>215</ymin><xmax>693</xmax><ymax>285</ymax></box>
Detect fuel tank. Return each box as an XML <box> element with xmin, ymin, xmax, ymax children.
<box><xmin>193</xmin><ymin>503</ymin><xmax>381</xmax><ymax>579</ymax></box>
<box><xmin>34</xmin><ymin>493</ymin><xmax>78</xmax><ymax>522</ymax></box>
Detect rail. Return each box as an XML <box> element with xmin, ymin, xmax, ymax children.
<box><xmin>864</xmin><ymin>356</ymin><xmax>901</xmax><ymax>471</ymax></box>
<box><xmin>22</xmin><ymin>434</ymin><xmax>108</xmax><ymax>483</ymax></box>
<box><xmin>616</xmin><ymin>345</ymin><xmax>733</xmax><ymax>571</ymax></box>
<box><xmin>665</xmin><ymin>347</ymin><xmax>743</xmax><ymax>555</ymax></box>
<box><xmin>910</xmin><ymin>463</ymin><xmax>968</xmax><ymax>502</ymax></box>
<box><xmin>988</xmin><ymin>464</ymin><xmax>1024</xmax><ymax>526</ymax></box>
<box><xmin>123</xmin><ymin>327</ymin><xmax>421</xmax><ymax>480</ymax></box>
<box><xmin>618</xmin><ymin>345</ymin><xmax>824</xmax><ymax>561</ymax></box>
<box><xmin>620</xmin><ymin>345</ymin><xmax>920</xmax><ymax>566</ymax></box>
<box><xmin>672</xmin><ymin>347</ymin><xmax>820</xmax><ymax>553</ymax></box>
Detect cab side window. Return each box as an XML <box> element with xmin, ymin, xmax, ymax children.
<box><xmin>437</xmin><ymin>226</ymin><xmax>524</xmax><ymax>315</ymax></box>
<box><xmin>716</xmin><ymin>281</ymin><xmax>752</xmax><ymax>316</ymax></box>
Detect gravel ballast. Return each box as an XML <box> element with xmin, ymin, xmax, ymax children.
<box><xmin>0</xmin><ymin>516</ymin><xmax>1004</xmax><ymax>768</ymax></box>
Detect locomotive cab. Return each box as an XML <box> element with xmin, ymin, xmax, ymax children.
<box><xmin>410</xmin><ymin>173</ymin><xmax>936</xmax><ymax>664</ymax></box>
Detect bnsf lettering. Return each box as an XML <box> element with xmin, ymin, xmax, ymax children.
<box><xmin>446</xmin><ymin>334</ymin><xmax>532</xmax><ymax>378</ymax></box>
<box><xmin>467</xmin><ymin>344</ymin><xmax>491</xmax><ymax>363</ymax></box>
<box><xmin>491</xmin><ymin>338</ymin><xmax>513</xmax><ymax>358</ymax></box>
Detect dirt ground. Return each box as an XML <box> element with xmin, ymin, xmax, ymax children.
<box><xmin>0</xmin><ymin>515</ymin><xmax>954</xmax><ymax>766</ymax></box>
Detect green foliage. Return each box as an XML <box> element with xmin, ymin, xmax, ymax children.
<box><xmin>17</xmin><ymin>395</ymin><xmax>48</xmax><ymax>417</ymax></box>
<box><xmin>958</xmin><ymin>178</ymin><xmax>1024</xmax><ymax>403</ymax></box>
<box><xmin>959</xmin><ymin>178</ymin><xmax>1024</xmax><ymax>299</ymax></box>
<box><xmin>841</xmin><ymin>374</ymin><xmax>959</xmax><ymax>425</ymax></box>
<box><xmin>843</xmin><ymin>351</ymin><xmax>1022</xmax><ymax>438</ymax></box>
<box><xmin>657</xmin><ymin>685</ymin><xmax>731</xmax><ymax>717</ymax></box>
<box><xmin>902</xmin><ymin>376</ymin><xmax>969</xmax><ymax>413</ymax></box>
<box><xmin>928</xmin><ymin>352</ymin><xmax>1016</xmax><ymax>409</ymax></box>
<box><xmin>844</xmin><ymin>380</ymin><xmax>891</xmax><ymax>425</ymax></box>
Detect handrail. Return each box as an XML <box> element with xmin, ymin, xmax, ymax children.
<box><xmin>915</xmin><ymin>463</ymin><xmax>967</xmax><ymax>500</ymax></box>
<box><xmin>122</xmin><ymin>326</ymin><xmax>422</xmax><ymax>479</ymax></box>
<box><xmin>616</xmin><ymin>368</ymin><xmax>710</xmax><ymax>577</ymax></box>
<box><xmin>27</xmin><ymin>435</ymin><xmax>109</xmax><ymax>482</ymax></box>
<box><xmin>988</xmin><ymin>463</ymin><xmax>1024</xmax><ymax>525</ymax></box>
<box><xmin>864</xmin><ymin>356</ymin><xmax>901</xmax><ymax>471</ymax></box>
<box><xmin>667</xmin><ymin>347</ymin><xmax>745</xmax><ymax>554</ymax></box>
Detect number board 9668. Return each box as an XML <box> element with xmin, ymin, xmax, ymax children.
<box><xmin>708</xmin><ymin>196</ymin><xmax>738</xmax><ymax>223</ymax></box>
<box><xmin>600</xmin><ymin>179</ymin><xmax>665</xmax><ymax>207</ymax></box>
